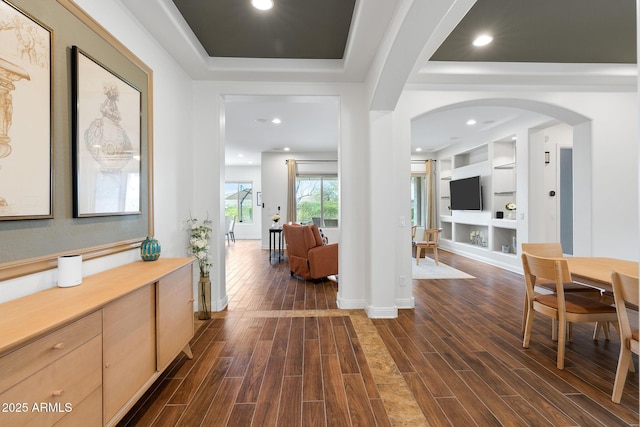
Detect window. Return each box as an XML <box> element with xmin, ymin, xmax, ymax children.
<box><xmin>225</xmin><ymin>182</ymin><xmax>253</xmax><ymax>223</ymax></box>
<box><xmin>411</xmin><ymin>175</ymin><xmax>425</xmax><ymax>226</ymax></box>
<box><xmin>295</xmin><ymin>175</ymin><xmax>338</xmax><ymax>227</ymax></box>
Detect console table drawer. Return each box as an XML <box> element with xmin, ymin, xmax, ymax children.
<box><xmin>0</xmin><ymin>334</ymin><xmax>102</xmax><ymax>426</ymax></box>
<box><xmin>0</xmin><ymin>310</ymin><xmax>101</xmax><ymax>394</ymax></box>
<box><xmin>54</xmin><ymin>386</ymin><xmax>102</xmax><ymax>427</ymax></box>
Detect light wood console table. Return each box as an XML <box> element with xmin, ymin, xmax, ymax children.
<box><xmin>0</xmin><ymin>258</ymin><xmax>195</xmax><ymax>426</ymax></box>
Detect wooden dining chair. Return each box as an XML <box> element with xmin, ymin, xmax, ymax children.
<box><xmin>520</xmin><ymin>243</ymin><xmax>602</xmax><ymax>338</ymax></box>
<box><xmin>521</xmin><ymin>252</ymin><xmax>618</xmax><ymax>370</ymax></box>
<box><xmin>611</xmin><ymin>270</ymin><xmax>639</xmax><ymax>403</ymax></box>
<box><xmin>225</xmin><ymin>215</ymin><xmax>236</xmax><ymax>245</ymax></box>
<box><xmin>415</xmin><ymin>228</ymin><xmax>439</xmax><ymax>266</ymax></box>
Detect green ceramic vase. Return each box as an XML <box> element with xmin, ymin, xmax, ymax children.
<box><xmin>140</xmin><ymin>236</ymin><xmax>161</xmax><ymax>261</ymax></box>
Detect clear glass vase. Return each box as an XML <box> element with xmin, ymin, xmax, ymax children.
<box><xmin>198</xmin><ymin>275</ymin><xmax>211</xmax><ymax>320</ymax></box>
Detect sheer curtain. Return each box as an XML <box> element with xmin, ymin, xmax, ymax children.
<box><xmin>425</xmin><ymin>159</ymin><xmax>437</xmax><ymax>229</ymax></box>
<box><xmin>286</xmin><ymin>159</ymin><xmax>296</xmax><ymax>223</ymax></box>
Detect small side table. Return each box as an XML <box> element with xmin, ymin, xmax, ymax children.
<box><xmin>269</xmin><ymin>228</ymin><xmax>283</xmax><ymax>264</ymax></box>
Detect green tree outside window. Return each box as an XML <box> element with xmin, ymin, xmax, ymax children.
<box><xmin>225</xmin><ymin>182</ymin><xmax>253</xmax><ymax>223</ymax></box>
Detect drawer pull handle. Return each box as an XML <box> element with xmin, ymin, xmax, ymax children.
<box><xmin>52</xmin><ymin>343</ymin><xmax>65</xmax><ymax>350</ymax></box>
<box><xmin>52</xmin><ymin>389</ymin><xmax>64</xmax><ymax>397</ymax></box>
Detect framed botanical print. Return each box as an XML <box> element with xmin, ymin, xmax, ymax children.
<box><xmin>0</xmin><ymin>0</ymin><xmax>52</xmax><ymax>220</ymax></box>
<box><xmin>72</xmin><ymin>46</ymin><xmax>142</xmax><ymax>217</ymax></box>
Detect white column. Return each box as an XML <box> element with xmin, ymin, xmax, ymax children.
<box><xmin>336</xmin><ymin>87</ymin><xmax>368</xmax><ymax>309</ymax></box>
<box><xmin>192</xmin><ymin>83</ymin><xmax>227</xmax><ymax>311</ymax></box>
<box><xmin>392</xmin><ymin>109</ymin><xmax>415</xmax><ymax>310</ymax></box>
<box><xmin>366</xmin><ymin>111</ymin><xmax>398</xmax><ymax>318</ymax></box>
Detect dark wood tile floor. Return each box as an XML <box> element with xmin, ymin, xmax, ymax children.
<box><xmin>119</xmin><ymin>240</ymin><xmax>639</xmax><ymax>426</ymax></box>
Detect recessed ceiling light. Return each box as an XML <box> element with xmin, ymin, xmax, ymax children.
<box><xmin>252</xmin><ymin>0</ymin><xmax>273</xmax><ymax>11</ymax></box>
<box><xmin>466</xmin><ymin>119</ymin><xmax>476</xmax><ymax>126</ymax></box>
<box><xmin>255</xmin><ymin>118</ymin><xmax>267</xmax><ymax>123</ymax></box>
<box><xmin>415</xmin><ymin>147</ymin><xmax>422</xmax><ymax>152</ymax></box>
<box><xmin>473</xmin><ymin>34</ymin><xmax>493</xmax><ymax>47</ymax></box>
<box><xmin>272</xmin><ymin>118</ymin><xmax>282</xmax><ymax>124</ymax></box>
<box><xmin>284</xmin><ymin>147</ymin><xmax>290</xmax><ymax>151</ymax></box>
<box><xmin>238</xmin><ymin>153</ymin><xmax>244</xmax><ymax>158</ymax></box>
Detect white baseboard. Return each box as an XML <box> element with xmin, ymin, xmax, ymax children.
<box><xmin>395</xmin><ymin>297</ymin><xmax>415</xmax><ymax>309</ymax></box>
<box><xmin>211</xmin><ymin>295</ymin><xmax>229</xmax><ymax>312</ymax></box>
<box><xmin>365</xmin><ymin>305</ymin><xmax>398</xmax><ymax>319</ymax></box>
<box><xmin>336</xmin><ymin>296</ymin><xmax>366</xmax><ymax>309</ymax></box>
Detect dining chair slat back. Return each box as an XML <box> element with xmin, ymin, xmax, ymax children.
<box><xmin>611</xmin><ymin>270</ymin><xmax>639</xmax><ymax>403</ymax></box>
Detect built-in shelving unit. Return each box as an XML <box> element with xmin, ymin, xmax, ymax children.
<box><xmin>439</xmin><ymin>158</ymin><xmax>452</xmax><ymax>217</ymax></box>
<box><xmin>453</xmin><ymin>144</ymin><xmax>488</xmax><ymax>169</ymax></box>
<box><xmin>493</xmin><ymin>137</ymin><xmax>517</xmax><ymax>223</ymax></box>
<box><xmin>437</xmin><ymin>135</ymin><xmax>520</xmax><ymax>271</ymax></box>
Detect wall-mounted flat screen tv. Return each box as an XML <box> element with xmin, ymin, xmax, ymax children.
<box><xmin>449</xmin><ymin>176</ymin><xmax>483</xmax><ymax>210</ymax></box>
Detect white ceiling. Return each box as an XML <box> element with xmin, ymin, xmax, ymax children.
<box><xmin>119</xmin><ymin>0</ymin><xmax>637</xmax><ymax>166</ymax></box>
<box><xmin>224</xmin><ymin>96</ymin><xmax>340</xmax><ymax>166</ymax></box>
<box><xmin>411</xmin><ymin>106</ymin><xmax>554</xmax><ymax>153</ymax></box>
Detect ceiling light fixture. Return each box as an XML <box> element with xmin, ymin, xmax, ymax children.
<box><xmin>416</xmin><ymin>147</ymin><xmax>422</xmax><ymax>152</ymax></box>
<box><xmin>272</xmin><ymin>118</ymin><xmax>282</xmax><ymax>124</ymax></box>
<box><xmin>472</xmin><ymin>34</ymin><xmax>493</xmax><ymax>47</ymax></box>
<box><xmin>466</xmin><ymin>119</ymin><xmax>476</xmax><ymax>126</ymax></box>
<box><xmin>251</xmin><ymin>0</ymin><xmax>273</xmax><ymax>11</ymax></box>
<box><xmin>283</xmin><ymin>147</ymin><xmax>290</xmax><ymax>151</ymax></box>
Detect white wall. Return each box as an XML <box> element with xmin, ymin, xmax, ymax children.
<box><xmin>225</xmin><ymin>166</ymin><xmax>262</xmax><ymax>240</ymax></box>
<box><xmin>529</xmin><ymin>123</ymin><xmax>573</xmax><ymax>245</ymax></box>
<box><xmin>0</xmin><ymin>0</ymin><xmax>196</xmax><ymax>304</ymax></box>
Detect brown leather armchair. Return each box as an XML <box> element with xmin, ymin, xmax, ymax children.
<box><xmin>282</xmin><ymin>223</ymin><xmax>338</xmax><ymax>280</ymax></box>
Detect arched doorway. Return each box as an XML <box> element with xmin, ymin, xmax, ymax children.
<box><xmin>410</xmin><ymin>98</ymin><xmax>592</xmax><ymax>256</ymax></box>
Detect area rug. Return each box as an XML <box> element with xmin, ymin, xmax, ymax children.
<box><xmin>412</xmin><ymin>258</ymin><xmax>474</xmax><ymax>279</ymax></box>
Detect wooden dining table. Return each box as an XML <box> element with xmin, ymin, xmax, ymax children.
<box><xmin>566</xmin><ymin>257</ymin><xmax>639</xmax><ymax>292</ymax></box>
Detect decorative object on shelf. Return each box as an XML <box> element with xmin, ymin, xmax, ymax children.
<box><xmin>57</xmin><ymin>254</ymin><xmax>83</xmax><ymax>287</ymax></box>
<box><xmin>496</xmin><ymin>211</ymin><xmax>504</xmax><ymax>219</ymax></box>
<box><xmin>505</xmin><ymin>202</ymin><xmax>516</xmax><ymax>220</ymax></box>
<box><xmin>187</xmin><ymin>216</ymin><xmax>213</xmax><ymax>320</ymax></box>
<box><xmin>470</xmin><ymin>231</ymin><xmax>487</xmax><ymax>247</ymax></box>
<box><xmin>271</xmin><ymin>207</ymin><xmax>281</xmax><ymax>228</ymax></box>
<box><xmin>140</xmin><ymin>236</ymin><xmax>161</xmax><ymax>261</ymax></box>
<box><xmin>502</xmin><ymin>245</ymin><xmax>510</xmax><ymax>253</ymax></box>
